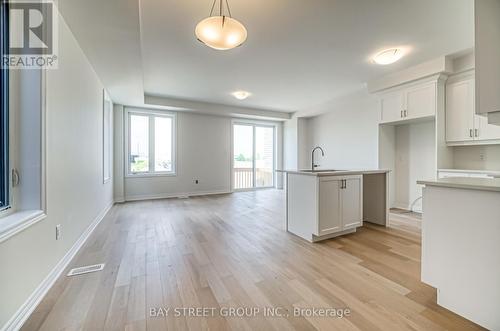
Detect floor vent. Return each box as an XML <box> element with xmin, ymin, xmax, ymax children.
<box><xmin>67</xmin><ymin>263</ymin><xmax>105</xmax><ymax>276</ymax></box>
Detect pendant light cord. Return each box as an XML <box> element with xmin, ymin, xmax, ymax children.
<box><xmin>209</xmin><ymin>0</ymin><xmax>232</xmax><ymax>17</ymax></box>
<box><xmin>225</xmin><ymin>0</ymin><xmax>232</xmax><ymax>17</ymax></box>
<box><xmin>209</xmin><ymin>0</ymin><xmax>217</xmax><ymax>16</ymax></box>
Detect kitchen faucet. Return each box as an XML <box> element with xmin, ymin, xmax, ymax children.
<box><xmin>311</xmin><ymin>146</ymin><xmax>325</xmax><ymax>171</ymax></box>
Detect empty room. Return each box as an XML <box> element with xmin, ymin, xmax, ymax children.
<box><xmin>1</xmin><ymin>0</ymin><xmax>500</xmax><ymax>330</ymax></box>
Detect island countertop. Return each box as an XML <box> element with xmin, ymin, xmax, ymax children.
<box><xmin>276</xmin><ymin>169</ymin><xmax>390</xmax><ymax>176</ymax></box>
<box><xmin>417</xmin><ymin>177</ymin><xmax>500</xmax><ymax>192</ymax></box>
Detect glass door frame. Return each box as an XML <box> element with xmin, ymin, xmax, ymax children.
<box><xmin>231</xmin><ymin>120</ymin><xmax>276</xmax><ymax>191</ymax></box>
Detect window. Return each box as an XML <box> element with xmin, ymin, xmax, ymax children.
<box><xmin>0</xmin><ymin>1</ymin><xmax>9</xmax><ymax>210</ymax></box>
<box><xmin>127</xmin><ymin>110</ymin><xmax>175</xmax><ymax>176</ymax></box>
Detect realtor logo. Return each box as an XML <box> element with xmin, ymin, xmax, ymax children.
<box><xmin>1</xmin><ymin>0</ymin><xmax>58</xmax><ymax>69</ymax></box>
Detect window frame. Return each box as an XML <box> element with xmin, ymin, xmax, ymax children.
<box><xmin>102</xmin><ymin>89</ymin><xmax>112</xmax><ymax>184</ymax></box>
<box><xmin>231</xmin><ymin>119</ymin><xmax>277</xmax><ymax>191</ymax></box>
<box><xmin>0</xmin><ymin>0</ymin><xmax>10</xmax><ymax>212</ymax></box>
<box><xmin>0</xmin><ymin>1</ymin><xmax>47</xmax><ymax>242</ymax></box>
<box><xmin>125</xmin><ymin>108</ymin><xmax>177</xmax><ymax>178</ymax></box>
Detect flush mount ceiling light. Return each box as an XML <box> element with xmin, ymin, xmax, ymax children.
<box><xmin>232</xmin><ymin>90</ymin><xmax>251</xmax><ymax>100</ymax></box>
<box><xmin>195</xmin><ymin>0</ymin><xmax>247</xmax><ymax>50</ymax></box>
<box><xmin>373</xmin><ymin>48</ymin><xmax>405</xmax><ymax>65</ymax></box>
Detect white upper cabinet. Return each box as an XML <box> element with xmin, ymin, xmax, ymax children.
<box><xmin>476</xmin><ymin>113</ymin><xmax>500</xmax><ymax>141</ymax></box>
<box><xmin>446</xmin><ymin>78</ymin><xmax>475</xmax><ymax>142</ymax></box>
<box><xmin>474</xmin><ymin>0</ymin><xmax>500</xmax><ymax>116</ymax></box>
<box><xmin>406</xmin><ymin>83</ymin><xmax>436</xmax><ymax>120</ymax></box>
<box><xmin>380</xmin><ymin>91</ymin><xmax>404</xmax><ymax>123</ymax></box>
<box><xmin>446</xmin><ymin>72</ymin><xmax>500</xmax><ymax>145</ymax></box>
<box><xmin>379</xmin><ymin>80</ymin><xmax>436</xmax><ymax>124</ymax></box>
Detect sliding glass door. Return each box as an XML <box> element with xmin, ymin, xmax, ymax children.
<box><xmin>233</xmin><ymin>123</ymin><xmax>275</xmax><ymax>190</ymax></box>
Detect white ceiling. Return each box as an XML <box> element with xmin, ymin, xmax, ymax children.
<box><xmin>59</xmin><ymin>0</ymin><xmax>474</xmax><ymax>114</ymax></box>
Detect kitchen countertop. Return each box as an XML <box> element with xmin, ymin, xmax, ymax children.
<box><xmin>438</xmin><ymin>168</ymin><xmax>500</xmax><ymax>178</ymax></box>
<box><xmin>417</xmin><ymin>177</ymin><xmax>500</xmax><ymax>192</ymax></box>
<box><xmin>276</xmin><ymin>169</ymin><xmax>390</xmax><ymax>176</ymax></box>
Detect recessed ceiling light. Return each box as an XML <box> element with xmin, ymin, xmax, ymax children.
<box><xmin>373</xmin><ymin>48</ymin><xmax>405</xmax><ymax>65</ymax></box>
<box><xmin>232</xmin><ymin>91</ymin><xmax>251</xmax><ymax>100</ymax></box>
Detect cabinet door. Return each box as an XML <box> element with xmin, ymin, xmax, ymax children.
<box><xmin>318</xmin><ymin>178</ymin><xmax>342</xmax><ymax>235</ymax></box>
<box><xmin>405</xmin><ymin>83</ymin><xmax>436</xmax><ymax>120</ymax></box>
<box><xmin>380</xmin><ymin>91</ymin><xmax>404</xmax><ymax>123</ymax></box>
<box><xmin>472</xmin><ymin>77</ymin><xmax>500</xmax><ymax>141</ymax></box>
<box><xmin>342</xmin><ymin>176</ymin><xmax>363</xmax><ymax>229</ymax></box>
<box><xmin>476</xmin><ymin>114</ymin><xmax>500</xmax><ymax>141</ymax></box>
<box><xmin>475</xmin><ymin>0</ymin><xmax>500</xmax><ymax>115</ymax></box>
<box><xmin>446</xmin><ymin>80</ymin><xmax>474</xmax><ymax>142</ymax></box>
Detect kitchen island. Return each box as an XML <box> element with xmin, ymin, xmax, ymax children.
<box><xmin>418</xmin><ymin>177</ymin><xmax>500</xmax><ymax>330</ymax></box>
<box><xmin>277</xmin><ymin>169</ymin><xmax>390</xmax><ymax>242</ymax></box>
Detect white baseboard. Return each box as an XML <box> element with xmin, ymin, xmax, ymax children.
<box><xmin>388</xmin><ymin>211</ymin><xmax>422</xmax><ymax>230</ymax></box>
<box><xmin>393</xmin><ymin>201</ymin><xmax>412</xmax><ymax>211</ymax></box>
<box><xmin>1</xmin><ymin>201</ymin><xmax>114</xmax><ymax>331</ymax></box>
<box><xmin>124</xmin><ymin>189</ymin><xmax>232</xmax><ymax>202</ymax></box>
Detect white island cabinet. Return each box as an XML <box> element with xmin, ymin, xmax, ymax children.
<box><xmin>318</xmin><ymin>175</ymin><xmax>363</xmax><ymax>235</ymax></box>
<box><xmin>280</xmin><ymin>170</ymin><xmax>389</xmax><ymax>242</ymax></box>
<box><xmin>418</xmin><ymin>177</ymin><xmax>500</xmax><ymax>330</ymax></box>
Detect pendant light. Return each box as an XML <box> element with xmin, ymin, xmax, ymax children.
<box><xmin>195</xmin><ymin>0</ymin><xmax>247</xmax><ymax>50</ymax></box>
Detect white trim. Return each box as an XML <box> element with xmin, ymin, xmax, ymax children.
<box><xmin>0</xmin><ymin>210</ymin><xmax>46</xmax><ymax>243</ymax></box>
<box><xmin>232</xmin><ymin>187</ymin><xmax>275</xmax><ymax>193</ymax></box>
<box><xmin>102</xmin><ymin>89</ymin><xmax>113</xmax><ymax>184</ymax></box>
<box><xmin>41</xmin><ymin>66</ymin><xmax>47</xmax><ymax>215</ymax></box>
<box><xmin>388</xmin><ymin>211</ymin><xmax>422</xmax><ymax>230</ymax></box>
<box><xmin>125</xmin><ymin>108</ymin><xmax>177</xmax><ymax>177</ymax></box>
<box><xmin>0</xmin><ymin>201</ymin><xmax>114</xmax><ymax>331</ymax></box>
<box><xmin>144</xmin><ymin>94</ymin><xmax>292</xmax><ymax>121</ymax></box>
<box><xmin>114</xmin><ymin>197</ymin><xmax>125</xmax><ymax>203</ymax></box>
<box><xmin>392</xmin><ymin>201</ymin><xmax>413</xmax><ymax>211</ymax></box>
<box><xmin>124</xmin><ymin>172</ymin><xmax>177</xmax><ymax>179</ymax></box>
<box><xmin>446</xmin><ymin>139</ymin><xmax>500</xmax><ymax>146</ymax></box>
<box><xmin>231</xmin><ymin>119</ymin><xmax>277</xmax><ymax>191</ymax></box>
<box><xmin>124</xmin><ymin>189</ymin><xmax>231</xmax><ymax>202</ymax></box>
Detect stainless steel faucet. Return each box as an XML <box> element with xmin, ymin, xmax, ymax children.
<box><xmin>311</xmin><ymin>146</ymin><xmax>325</xmax><ymax>171</ymax></box>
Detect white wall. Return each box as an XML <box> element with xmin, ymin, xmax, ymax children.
<box><xmin>394</xmin><ymin>121</ymin><xmax>436</xmax><ymax>211</ymax></box>
<box><xmin>0</xmin><ymin>15</ymin><xmax>114</xmax><ymax>328</ymax></box>
<box><xmin>451</xmin><ymin>145</ymin><xmax>500</xmax><ymax>170</ymax></box>
<box><xmin>119</xmin><ymin>110</ymin><xmax>231</xmax><ymax>200</ymax></box>
<box><xmin>113</xmin><ymin>104</ymin><xmax>125</xmax><ymax>202</ymax></box>
<box><xmin>297</xmin><ymin>118</ymin><xmax>310</xmax><ymax>170</ymax></box>
<box><xmin>305</xmin><ymin>89</ymin><xmax>379</xmax><ymax>170</ymax></box>
<box><xmin>284</xmin><ymin>116</ymin><xmax>298</xmax><ymax>169</ymax></box>
<box><xmin>114</xmin><ymin>109</ymin><xmax>283</xmax><ymax>200</ymax></box>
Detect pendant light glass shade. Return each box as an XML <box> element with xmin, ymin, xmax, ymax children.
<box><xmin>195</xmin><ymin>15</ymin><xmax>247</xmax><ymax>50</ymax></box>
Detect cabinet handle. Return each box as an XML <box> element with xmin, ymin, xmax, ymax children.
<box><xmin>469</xmin><ymin>129</ymin><xmax>473</xmax><ymax>138</ymax></box>
<box><xmin>404</xmin><ymin>110</ymin><xmax>407</xmax><ymax>117</ymax></box>
<box><xmin>401</xmin><ymin>110</ymin><xmax>403</xmax><ymax>118</ymax></box>
<box><xmin>475</xmin><ymin>129</ymin><xmax>479</xmax><ymax>138</ymax></box>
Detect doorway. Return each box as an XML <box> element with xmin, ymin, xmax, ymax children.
<box><xmin>233</xmin><ymin>123</ymin><xmax>275</xmax><ymax>190</ymax></box>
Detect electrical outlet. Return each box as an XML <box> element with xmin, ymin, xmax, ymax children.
<box><xmin>56</xmin><ymin>224</ymin><xmax>61</xmax><ymax>240</ymax></box>
<box><xmin>479</xmin><ymin>152</ymin><xmax>486</xmax><ymax>161</ymax></box>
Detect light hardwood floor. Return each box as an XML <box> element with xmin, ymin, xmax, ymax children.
<box><xmin>22</xmin><ymin>190</ymin><xmax>483</xmax><ymax>331</ymax></box>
